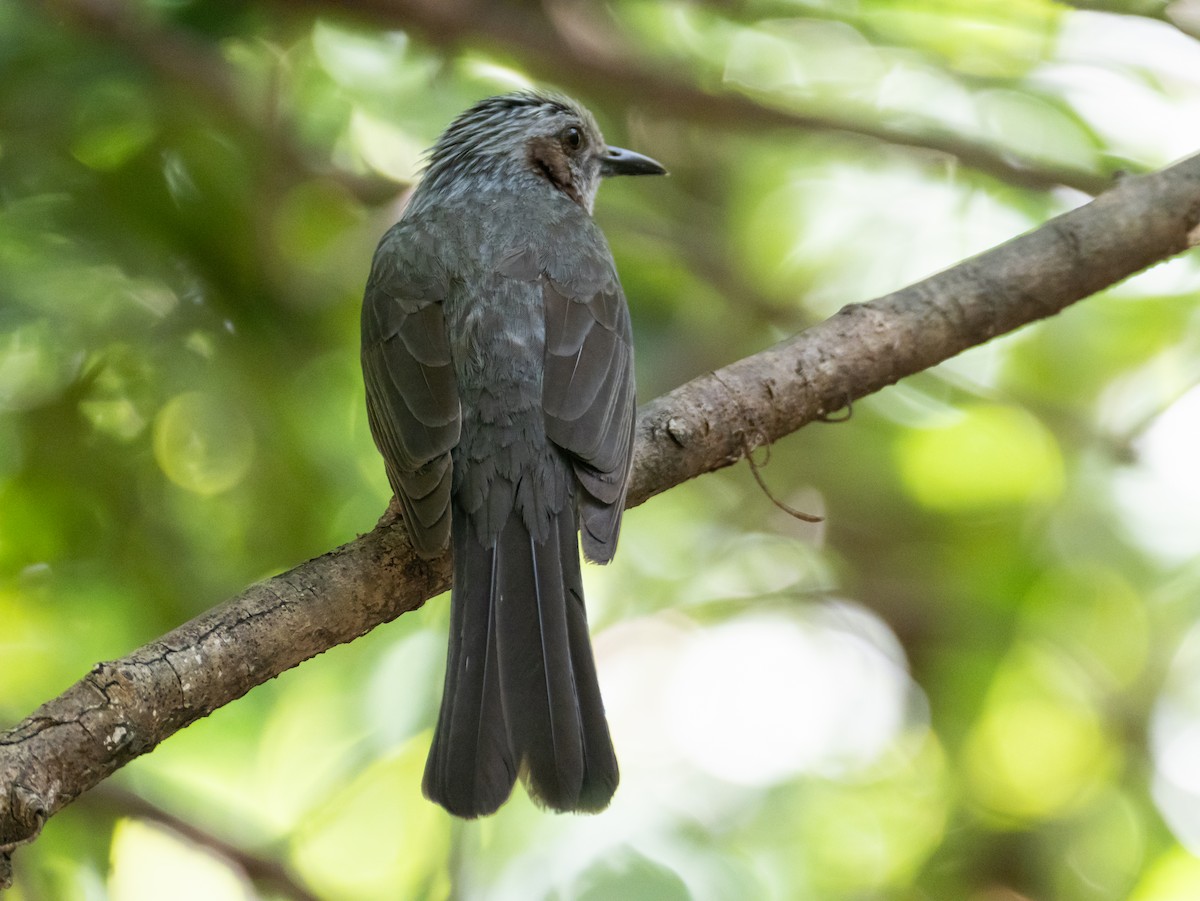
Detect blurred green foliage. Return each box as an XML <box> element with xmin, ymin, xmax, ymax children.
<box><xmin>3</xmin><ymin>0</ymin><xmax>1200</xmax><ymax>899</ymax></box>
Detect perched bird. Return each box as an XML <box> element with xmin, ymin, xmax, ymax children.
<box><xmin>361</xmin><ymin>92</ymin><xmax>665</xmax><ymax>817</ymax></box>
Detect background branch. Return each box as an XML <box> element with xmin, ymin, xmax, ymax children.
<box><xmin>3</xmin><ymin>151</ymin><xmax>1199</xmax><ymax>886</ymax></box>
<box><xmin>309</xmin><ymin>0</ymin><xmax>1116</xmax><ymax>194</ymax></box>
<box><xmin>81</xmin><ymin>785</ymin><xmax>320</xmax><ymax>901</ymax></box>
<box><xmin>36</xmin><ymin>0</ymin><xmax>1119</xmax><ymax>196</ymax></box>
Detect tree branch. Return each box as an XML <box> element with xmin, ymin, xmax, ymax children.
<box><xmin>3</xmin><ymin>152</ymin><xmax>1200</xmax><ymax>887</ymax></box>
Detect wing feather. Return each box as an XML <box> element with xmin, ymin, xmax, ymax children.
<box><xmin>362</xmin><ymin>222</ymin><xmax>461</xmax><ymax>557</ymax></box>
<box><xmin>540</xmin><ymin>273</ymin><xmax>636</xmax><ymax>563</ymax></box>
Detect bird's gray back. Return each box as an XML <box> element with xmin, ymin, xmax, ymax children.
<box><xmin>419</xmin><ymin>186</ymin><xmax>618</xmax><ymax>548</ymax></box>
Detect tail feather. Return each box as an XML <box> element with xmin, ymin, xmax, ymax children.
<box><xmin>495</xmin><ymin>511</ymin><xmax>585</xmax><ymax>809</ymax></box>
<box><xmin>422</xmin><ymin>501</ymin><xmax>618</xmax><ymax>816</ymax></box>
<box><xmin>563</xmin><ymin>580</ymin><xmax>619</xmax><ymax>811</ymax></box>
<box><xmin>422</xmin><ymin>523</ymin><xmax>516</xmax><ymax>817</ymax></box>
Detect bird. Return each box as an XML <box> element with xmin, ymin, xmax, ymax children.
<box><xmin>360</xmin><ymin>91</ymin><xmax>666</xmax><ymax>817</ymax></box>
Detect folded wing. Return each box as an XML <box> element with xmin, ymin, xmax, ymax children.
<box><xmin>541</xmin><ymin>274</ymin><xmax>636</xmax><ymax>563</ymax></box>
<box><xmin>361</xmin><ymin>223</ymin><xmax>461</xmax><ymax>557</ymax></box>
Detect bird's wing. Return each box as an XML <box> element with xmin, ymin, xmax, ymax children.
<box><xmin>361</xmin><ymin>220</ymin><xmax>461</xmax><ymax>557</ymax></box>
<box><xmin>536</xmin><ymin>233</ymin><xmax>637</xmax><ymax>565</ymax></box>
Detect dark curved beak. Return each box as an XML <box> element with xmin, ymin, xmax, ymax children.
<box><xmin>600</xmin><ymin>145</ymin><xmax>667</xmax><ymax>178</ymax></box>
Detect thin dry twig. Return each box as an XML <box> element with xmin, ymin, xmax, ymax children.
<box><xmin>742</xmin><ymin>439</ymin><xmax>824</xmax><ymax>523</ymax></box>
<box><xmin>710</xmin><ymin>369</ymin><xmax>825</xmax><ymax>521</ymax></box>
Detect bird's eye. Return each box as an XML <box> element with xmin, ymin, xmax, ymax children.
<box><xmin>561</xmin><ymin>126</ymin><xmax>583</xmax><ymax>151</ymax></box>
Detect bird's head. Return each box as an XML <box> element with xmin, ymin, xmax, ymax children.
<box><xmin>418</xmin><ymin>91</ymin><xmax>666</xmax><ymax>213</ymax></box>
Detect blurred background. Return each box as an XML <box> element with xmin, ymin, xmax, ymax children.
<box><xmin>3</xmin><ymin>0</ymin><xmax>1200</xmax><ymax>898</ymax></box>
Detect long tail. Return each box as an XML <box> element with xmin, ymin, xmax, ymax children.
<box><xmin>422</xmin><ymin>503</ymin><xmax>618</xmax><ymax>817</ymax></box>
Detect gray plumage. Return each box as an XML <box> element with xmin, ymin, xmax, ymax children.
<box><xmin>361</xmin><ymin>91</ymin><xmax>665</xmax><ymax>817</ymax></box>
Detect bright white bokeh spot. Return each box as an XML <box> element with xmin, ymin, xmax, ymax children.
<box><xmin>754</xmin><ymin>165</ymin><xmax>1035</xmax><ymax>321</ymax></box>
<box><xmin>349</xmin><ymin>108</ymin><xmax>427</xmax><ymax>182</ymax></box>
<box><xmin>1042</xmin><ymin>12</ymin><xmax>1200</xmax><ymax>163</ymax></box>
<box><xmin>1113</xmin><ymin>384</ymin><xmax>1200</xmax><ymax>564</ymax></box>
<box><xmin>108</xmin><ymin>819</ymin><xmax>252</xmax><ymax>901</ymax></box>
<box><xmin>460</xmin><ymin>58</ymin><xmax>536</xmax><ymax>92</ymax></box>
<box><xmin>1152</xmin><ymin>622</ymin><xmax>1200</xmax><ymax>851</ymax></box>
<box><xmin>660</xmin><ymin>604</ymin><xmax>915</xmax><ymax>786</ymax></box>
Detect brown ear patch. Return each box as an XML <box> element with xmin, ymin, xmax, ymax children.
<box><xmin>526</xmin><ymin>136</ymin><xmax>583</xmax><ymax>207</ymax></box>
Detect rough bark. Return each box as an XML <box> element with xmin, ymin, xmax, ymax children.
<box><xmin>3</xmin><ymin>153</ymin><xmax>1200</xmax><ymax>886</ymax></box>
